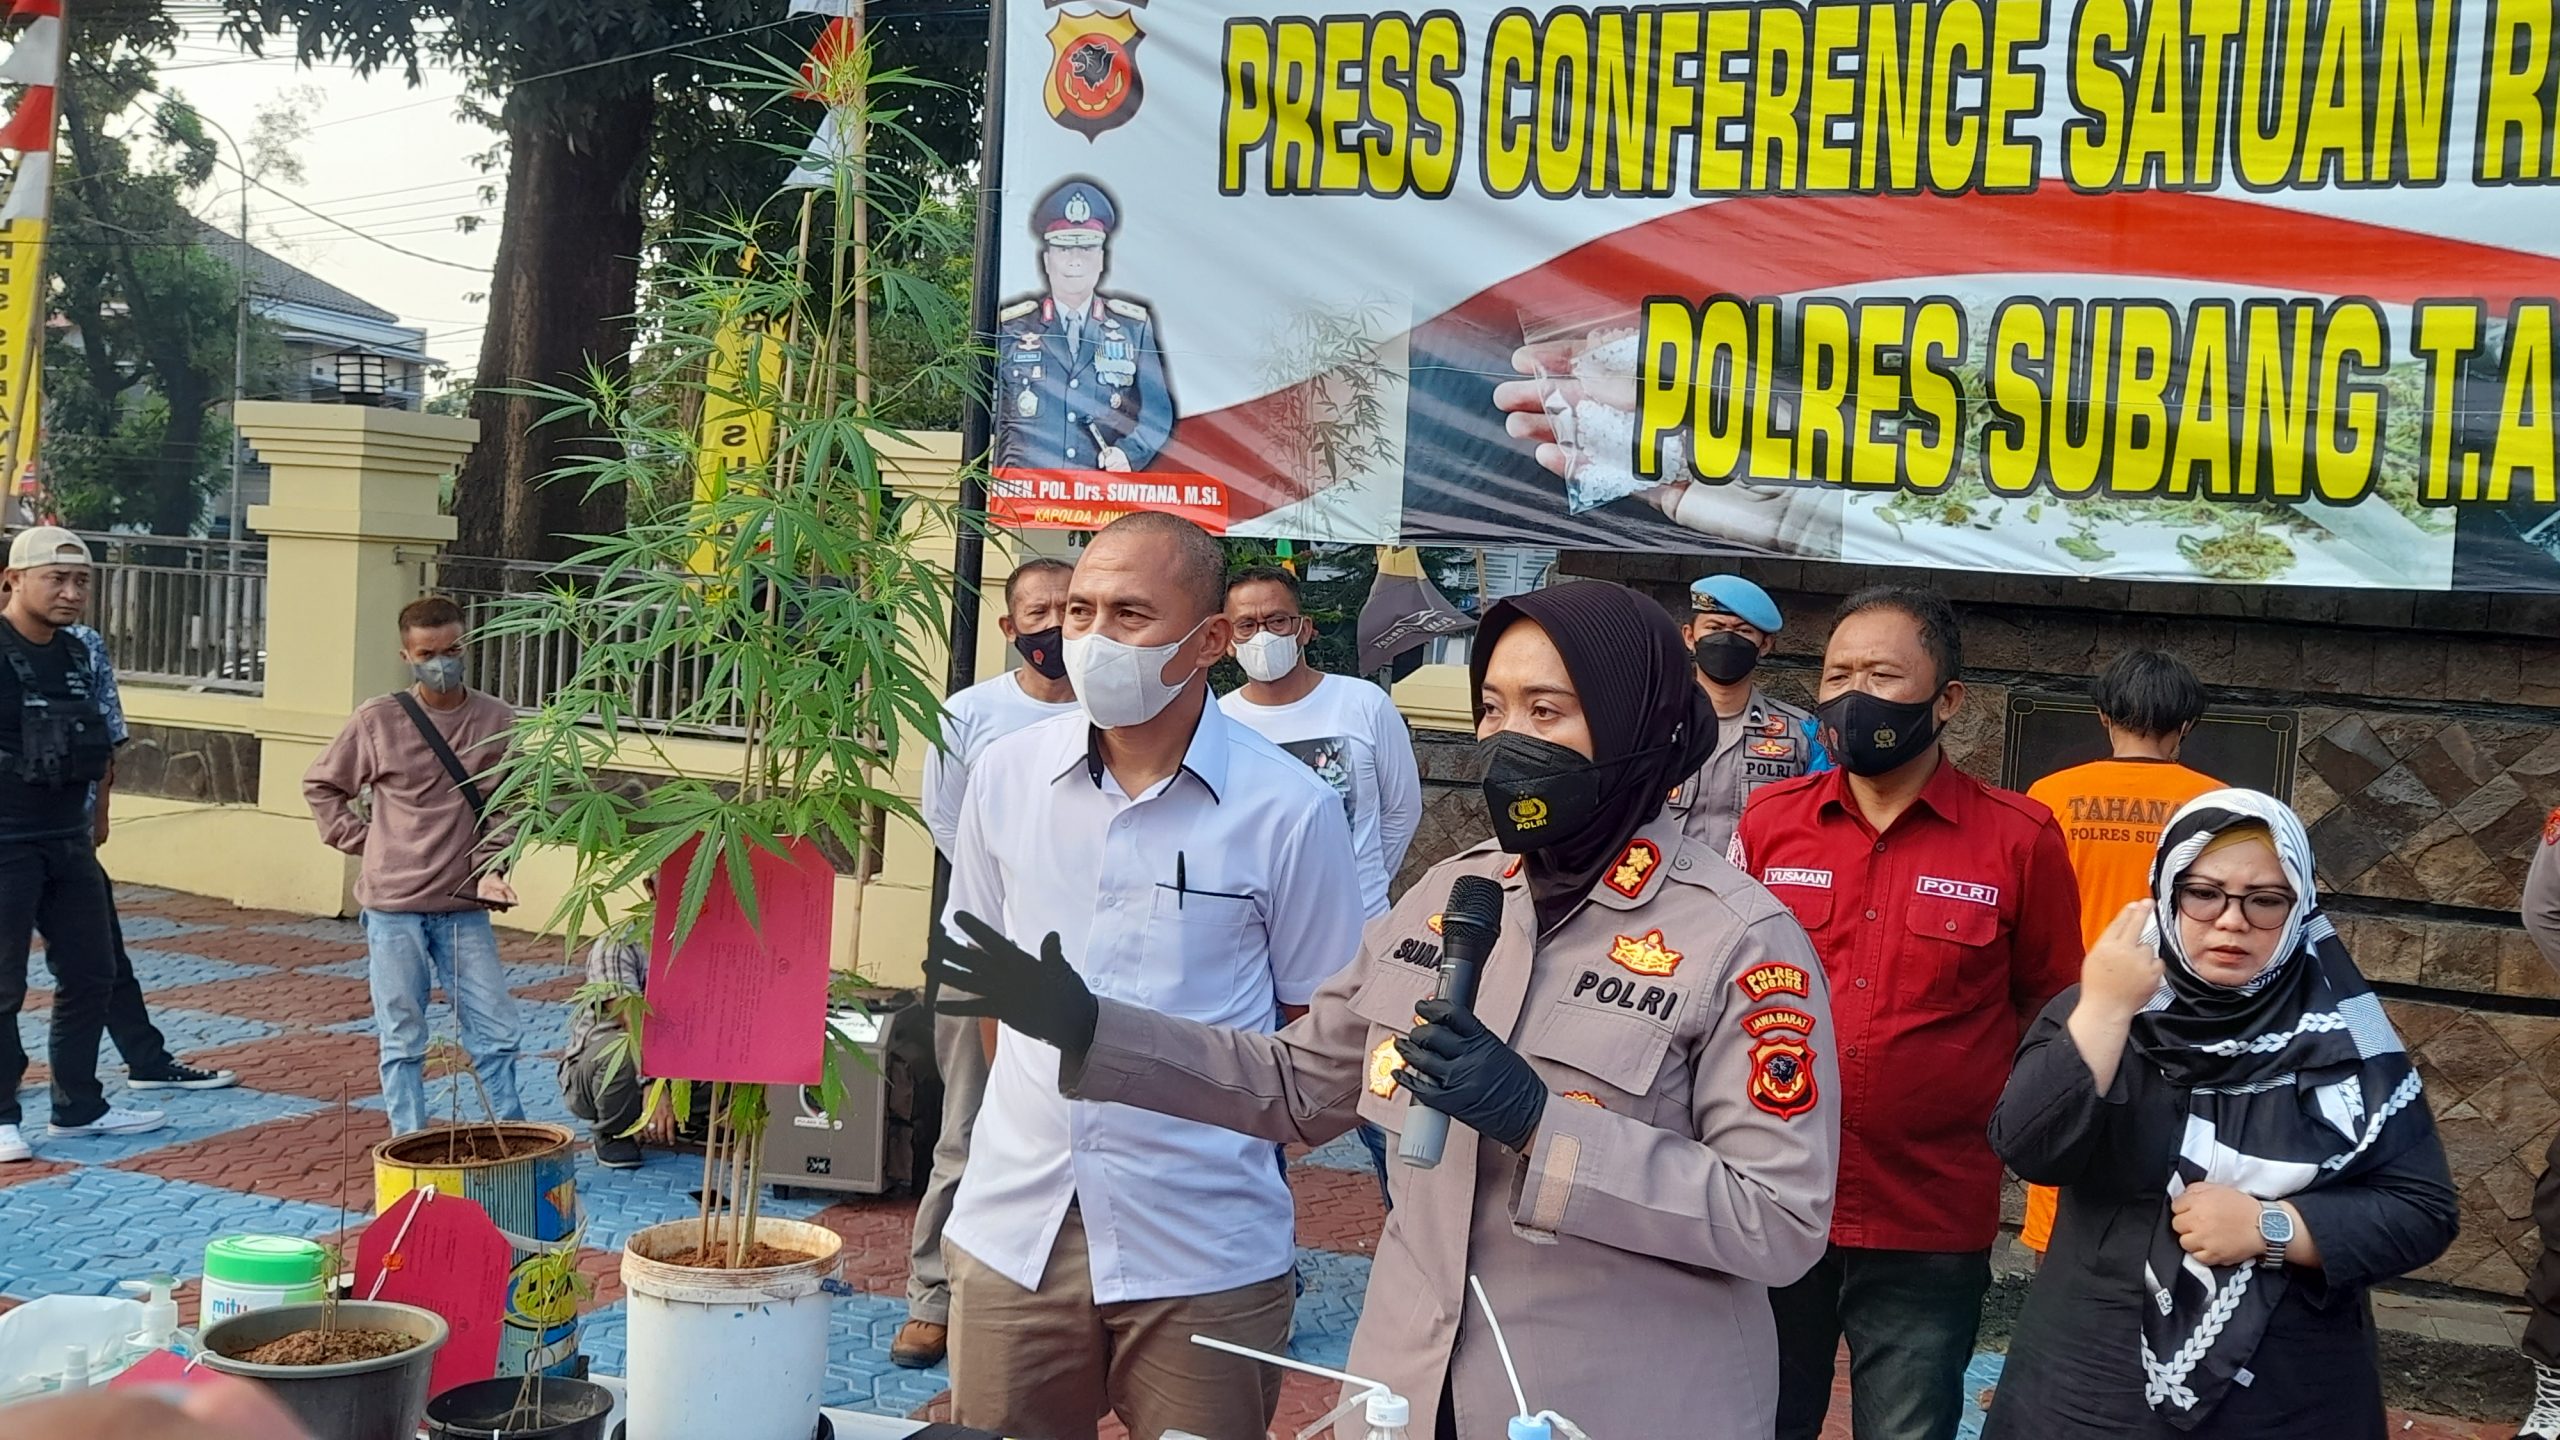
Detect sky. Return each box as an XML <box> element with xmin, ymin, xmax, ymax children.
<box><xmin>156</xmin><ymin>23</ymin><xmax>499</xmax><ymax>391</ymax></box>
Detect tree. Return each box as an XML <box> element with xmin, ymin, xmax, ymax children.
<box><xmin>43</xmin><ymin>20</ymin><xmax>285</xmax><ymax>534</ymax></box>
<box><xmin>218</xmin><ymin>0</ymin><xmax>988</xmax><ymax>563</ymax></box>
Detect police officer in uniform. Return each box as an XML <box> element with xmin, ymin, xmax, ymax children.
<box><xmin>994</xmin><ymin>180</ymin><xmax>1172</xmax><ymax>473</ymax></box>
<box><xmin>1668</xmin><ymin>574</ymin><xmax>1826</xmax><ymax>854</ymax></box>
<box><xmin>928</xmin><ymin>579</ymin><xmax>1840</xmax><ymax>1440</ymax></box>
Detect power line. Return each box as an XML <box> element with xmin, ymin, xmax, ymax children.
<box><xmin>218</xmin><ymin>158</ymin><xmax>489</xmax><ymax>272</ymax></box>
<box><xmin>307</xmin><ymin>15</ymin><xmax>804</xmax><ymax>133</ymax></box>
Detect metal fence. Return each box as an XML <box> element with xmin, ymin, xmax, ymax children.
<box><xmin>79</xmin><ymin>534</ymin><xmax>268</xmax><ymax>693</ymax></box>
<box><xmin>430</xmin><ymin>556</ymin><xmax>747</xmax><ymax>739</ymax></box>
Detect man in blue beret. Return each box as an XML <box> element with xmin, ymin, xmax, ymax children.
<box><xmin>1669</xmin><ymin>573</ymin><xmax>1828</xmax><ymax>853</ymax></box>
<box><xmin>994</xmin><ymin>180</ymin><xmax>1173</xmax><ymax>474</ymax></box>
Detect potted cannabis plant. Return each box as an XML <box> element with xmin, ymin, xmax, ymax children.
<box><xmin>478</xmin><ymin>40</ymin><xmax>969</xmax><ymax>1440</ymax></box>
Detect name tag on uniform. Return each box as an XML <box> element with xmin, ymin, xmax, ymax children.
<box><xmin>1764</xmin><ymin>867</ymin><xmax>1831</xmax><ymax>889</ymax></box>
<box><xmin>1916</xmin><ymin>875</ymin><xmax>2000</xmax><ymax>906</ymax></box>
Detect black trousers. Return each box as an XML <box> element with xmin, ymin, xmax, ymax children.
<box><xmin>0</xmin><ymin>836</ymin><xmax>121</xmax><ymax>1127</ymax></box>
<box><xmin>41</xmin><ymin>886</ymin><xmax>175</xmax><ymax>1075</ymax></box>
<box><xmin>1771</xmin><ymin>1245</ymin><xmax>1994</xmax><ymax>1440</ymax></box>
<box><xmin>2527</xmin><ymin>1129</ymin><xmax>2560</xmax><ymax>1367</ymax></box>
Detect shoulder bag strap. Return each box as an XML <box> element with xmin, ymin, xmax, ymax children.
<box><xmin>392</xmin><ymin>691</ymin><xmax>488</xmax><ymax>830</ymax></box>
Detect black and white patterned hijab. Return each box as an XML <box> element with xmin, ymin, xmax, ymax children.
<box><xmin>2131</xmin><ymin>789</ymin><xmax>2426</xmax><ymax>1428</ymax></box>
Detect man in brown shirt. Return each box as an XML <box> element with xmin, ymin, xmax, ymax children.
<box><xmin>303</xmin><ymin>595</ymin><xmax>524</xmax><ymax>1136</ymax></box>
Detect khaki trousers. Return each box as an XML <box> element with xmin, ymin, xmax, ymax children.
<box><xmin>948</xmin><ymin>1211</ymin><xmax>1292</xmax><ymax>1440</ymax></box>
<box><xmin>907</xmin><ymin>1009</ymin><xmax>992</xmax><ymax>1325</ymax></box>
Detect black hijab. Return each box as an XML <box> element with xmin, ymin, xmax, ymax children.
<box><xmin>1469</xmin><ymin>580</ymin><xmax>1717</xmax><ymax>933</ymax></box>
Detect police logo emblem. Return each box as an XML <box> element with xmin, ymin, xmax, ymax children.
<box><xmin>1748</xmin><ymin>737</ymin><xmax>1792</xmax><ymax>759</ymax></box>
<box><xmin>1873</xmin><ymin>727</ymin><xmax>1897</xmax><ymax>748</ymax></box>
<box><xmin>1045</xmin><ymin>9</ymin><xmax>1146</xmax><ymax>140</ymax></box>
<box><xmin>1609</xmin><ymin>929</ymin><xmax>1683</xmax><ymax>978</ymax></box>
<box><xmin>1367</xmin><ymin>1035</ymin><xmax>1403</xmax><ymax>1099</ymax></box>
<box><xmin>1561</xmin><ymin>1091</ymin><xmax>1605</xmax><ymax>1109</ymax></box>
<box><xmin>1749</xmin><ymin>1036</ymin><xmax>1819</xmax><ymax>1120</ymax></box>
<box><xmin>1016</xmin><ymin>388</ymin><xmax>1039</xmax><ymax>418</ymax></box>
<box><xmin>1509</xmin><ymin>797</ymin><xmax>1550</xmax><ymax>829</ymax></box>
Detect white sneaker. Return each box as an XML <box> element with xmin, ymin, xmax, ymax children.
<box><xmin>0</xmin><ymin>1124</ymin><xmax>28</xmax><ymax>1162</ymax></box>
<box><xmin>2521</xmin><ymin>1360</ymin><xmax>2560</xmax><ymax>1440</ymax></box>
<box><xmin>48</xmin><ymin>1105</ymin><xmax>167</xmax><ymax>1139</ymax></box>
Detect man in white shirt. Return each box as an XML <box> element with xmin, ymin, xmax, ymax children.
<box><xmin>1219</xmin><ymin>564</ymin><xmax>1422</xmax><ymax>919</ymax></box>
<box><xmin>933</xmin><ymin>512</ymin><xmax>1365</xmax><ymax>1440</ymax></box>
<box><xmin>897</xmin><ymin>556</ymin><xmax>1079</xmax><ymax>1370</ymax></box>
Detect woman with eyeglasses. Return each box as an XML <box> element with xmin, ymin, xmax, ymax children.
<box><xmin>1981</xmin><ymin>788</ymin><xmax>2455</xmax><ymax>1439</ymax></box>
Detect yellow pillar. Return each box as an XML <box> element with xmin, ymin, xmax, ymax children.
<box><xmin>235</xmin><ymin>403</ymin><xmax>480</xmax><ymax>915</ymax></box>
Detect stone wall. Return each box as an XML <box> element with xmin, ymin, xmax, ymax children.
<box><xmin>1560</xmin><ymin>550</ymin><xmax>2560</xmax><ymax>1298</ymax></box>
<box><xmin>116</xmin><ymin>723</ymin><xmax>260</xmax><ymax>807</ymax></box>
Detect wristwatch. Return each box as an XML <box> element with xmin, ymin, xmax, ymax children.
<box><xmin>2257</xmin><ymin>1202</ymin><xmax>2295</xmax><ymax>1270</ymax></box>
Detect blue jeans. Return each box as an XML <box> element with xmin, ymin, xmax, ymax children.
<box><xmin>362</xmin><ymin>908</ymin><xmax>526</xmax><ymax>1136</ymax></box>
<box><xmin>1356</xmin><ymin>1122</ymin><xmax>1394</xmax><ymax>1208</ymax></box>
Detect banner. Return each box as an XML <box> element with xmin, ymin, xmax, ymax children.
<box><xmin>991</xmin><ymin>0</ymin><xmax>2560</xmax><ymax>590</ymax></box>
<box><xmin>687</xmin><ymin>319</ymin><xmax>783</xmax><ymax>574</ymax></box>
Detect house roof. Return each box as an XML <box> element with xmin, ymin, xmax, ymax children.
<box><xmin>193</xmin><ymin>219</ymin><xmax>401</xmax><ymax>325</ymax></box>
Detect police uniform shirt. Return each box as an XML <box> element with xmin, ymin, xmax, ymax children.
<box><xmin>1069</xmin><ymin>811</ymin><xmax>1841</xmax><ymax>1439</ymax></box>
<box><xmin>994</xmin><ymin>295</ymin><xmax>1173</xmax><ymax>472</ymax></box>
<box><xmin>939</xmin><ymin>702</ymin><xmax>1366</xmax><ymax>1304</ymax></box>
<box><xmin>1668</xmin><ymin>687</ymin><xmax>1825</xmax><ymax>855</ymax></box>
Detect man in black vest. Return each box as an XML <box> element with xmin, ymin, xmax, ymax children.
<box><xmin>0</xmin><ymin>527</ymin><xmax>165</xmax><ymax>1163</ymax></box>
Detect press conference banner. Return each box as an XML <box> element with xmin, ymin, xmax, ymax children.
<box><xmin>989</xmin><ymin>0</ymin><xmax>2560</xmax><ymax>590</ymax></box>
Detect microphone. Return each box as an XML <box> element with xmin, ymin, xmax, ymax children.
<box><xmin>1398</xmin><ymin>873</ymin><xmax>1505</xmax><ymax>1170</ymax></box>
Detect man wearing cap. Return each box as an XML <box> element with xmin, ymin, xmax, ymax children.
<box><xmin>1669</xmin><ymin>574</ymin><xmax>1827</xmax><ymax>854</ymax></box>
<box><xmin>994</xmin><ymin>178</ymin><xmax>1172</xmax><ymax>474</ymax></box>
<box><xmin>0</xmin><ymin>527</ymin><xmax>165</xmax><ymax>1164</ymax></box>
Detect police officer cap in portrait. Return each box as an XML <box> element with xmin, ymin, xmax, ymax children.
<box><xmin>995</xmin><ymin>178</ymin><xmax>1173</xmax><ymax>475</ymax></box>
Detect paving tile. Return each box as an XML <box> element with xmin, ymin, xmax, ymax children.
<box><xmin>108</xmin><ymin>885</ymin><xmax>177</xmax><ymax>907</ymax></box>
<box><xmin>15</xmin><ymin>1080</ymin><xmax>324</xmax><ymax>1167</ymax></box>
<box><xmin>29</xmin><ymin>946</ymin><xmax>274</xmax><ymax>996</ymax></box>
<box><xmin>0</xmin><ymin>1157</ymin><xmax>74</xmax><ymax>1189</ymax></box>
<box><xmin>251</xmin><ymin>918</ymin><xmax>367</xmax><ymax>945</ymax></box>
<box><xmin>178</xmin><ymin>1030</ymin><xmax>387</xmax><ymax>1104</ymax></box>
<box><xmin>513</xmin><ymin>973</ymin><xmax>588</xmax><ymax>1004</ymax></box>
<box><xmin>558</xmin><ymin>1145</ymin><xmax>832</xmax><ymax>1254</ymax></box>
<box><xmin>805</xmin><ymin>1194</ymin><xmax>924</xmax><ymax>1298</ymax></box>
<box><xmin>147</xmin><ymin>974</ymin><xmax>378</xmax><ymax>1027</ymax></box>
<box><xmin>1293</xmin><ymin>1130</ymin><xmax>1378</xmax><ymax>1174</ymax></box>
<box><xmin>0</xmin><ymin>1168</ymin><xmax>348</xmax><ymax>1299</ymax></box>
<box><xmin>116</xmin><ymin>1100</ymin><xmax>387</xmax><ymax>1211</ymax></box>
<box><xmin>1291</xmin><ymin>1160</ymin><xmax>1386</xmax><ymax>1255</ymax></box>
<box><xmin>165</xmin><ymin>927</ymin><xmax>368</xmax><ymax>972</ymax></box>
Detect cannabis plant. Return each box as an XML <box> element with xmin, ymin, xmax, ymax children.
<box><xmin>480</xmin><ymin>40</ymin><xmax>975</xmax><ymax>1265</ymax></box>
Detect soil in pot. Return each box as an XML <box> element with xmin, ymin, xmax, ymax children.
<box><xmin>381</xmin><ymin>1128</ymin><xmax>563</xmax><ymax>1165</ymax></box>
<box><xmin>657</xmin><ymin>1242</ymin><xmax>819</xmax><ymax>1270</ymax></box>
<box><xmin>237</xmin><ymin>1329</ymin><xmax>422</xmax><ymax>1365</ymax></box>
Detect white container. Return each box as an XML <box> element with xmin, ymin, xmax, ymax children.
<box><xmin>199</xmin><ymin>1236</ymin><xmax>330</xmax><ymax>1326</ymax></box>
<box><xmin>620</xmin><ymin>1217</ymin><xmax>843</xmax><ymax>1440</ymax></box>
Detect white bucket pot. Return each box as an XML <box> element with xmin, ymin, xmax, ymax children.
<box><xmin>620</xmin><ymin>1216</ymin><xmax>844</xmax><ymax>1440</ymax></box>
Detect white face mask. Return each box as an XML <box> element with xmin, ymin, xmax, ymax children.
<box><xmin>1064</xmin><ymin>618</ymin><xmax>1209</xmax><ymax>729</ymax></box>
<box><xmin>1234</xmin><ymin>629</ymin><xmax>1301</xmax><ymax>684</ymax></box>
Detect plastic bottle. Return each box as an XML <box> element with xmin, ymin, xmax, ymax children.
<box><xmin>1361</xmin><ymin>1388</ymin><xmax>1411</xmax><ymax>1440</ymax></box>
<box><xmin>121</xmin><ymin>1274</ymin><xmax>190</xmax><ymax>1357</ymax></box>
<box><xmin>58</xmin><ymin>1345</ymin><xmax>88</xmax><ymax>1393</ymax></box>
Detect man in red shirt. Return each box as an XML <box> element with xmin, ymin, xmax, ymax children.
<box><xmin>1733</xmin><ymin>585</ymin><xmax>2081</xmax><ymax>1440</ymax></box>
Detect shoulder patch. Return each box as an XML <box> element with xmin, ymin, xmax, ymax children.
<box><xmin>1737</xmin><ymin>961</ymin><xmax>1812</xmax><ymax>1002</ymax></box>
<box><xmin>1749</xmin><ymin>1035</ymin><xmax>1820</xmax><ymax>1120</ymax></box>
<box><xmin>1104</xmin><ymin>297</ymin><xmax>1150</xmax><ymax>321</ymax></box>
<box><xmin>997</xmin><ymin>299</ymin><xmax>1038</xmax><ymax>322</ymax></box>
<box><xmin>1605</xmin><ymin>839</ymin><xmax>1661</xmax><ymax>898</ymax></box>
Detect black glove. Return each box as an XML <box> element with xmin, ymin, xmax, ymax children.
<box><xmin>926</xmin><ymin>910</ymin><xmax>1100</xmax><ymax>1058</ymax></box>
<box><xmin>1394</xmin><ymin>997</ymin><xmax>1548</xmax><ymax>1153</ymax></box>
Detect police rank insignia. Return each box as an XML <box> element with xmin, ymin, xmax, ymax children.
<box><xmin>1609</xmin><ymin>928</ymin><xmax>1683</xmax><ymax>977</ymax></box>
<box><xmin>1368</xmin><ymin>1035</ymin><xmax>1403</xmax><ymax>1099</ymax></box>
<box><xmin>1045</xmin><ymin>9</ymin><xmax>1146</xmax><ymax>139</ymax></box>
<box><xmin>1749</xmin><ymin>1034</ymin><xmax>1819</xmax><ymax>1120</ymax></box>
<box><xmin>1736</xmin><ymin>961</ymin><xmax>1812</xmax><ymax>1002</ymax></box>
<box><xmin>1605</xmin><ymin>839</ymin><xmax>1660</xmax><ymax>897</ymax></box>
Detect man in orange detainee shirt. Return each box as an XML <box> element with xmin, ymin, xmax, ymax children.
<box><xmin>2015</xmin><ymin>649</ymin><xmax>2221</xmax><ymax>1257</ymax></box>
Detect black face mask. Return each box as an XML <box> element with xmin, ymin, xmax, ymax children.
<box><xmin>1013</xmin><ymin>625</ymin><xmax>1067</xmax><ymax>681</ymax></box>
<box><xmin>1480</xmin><ymin>731</ymin><xmax>1676</xmax><ymax>852</ymax></box>
<box><xmin>1692</xmin><ymin>632</ymin><xmax>1761</xmax><ymax>685</ymax></box>
<box><xmin>1814</xmin><ymin>688</ymin><xmax>1944</xmax><ymax>777</ymax></box>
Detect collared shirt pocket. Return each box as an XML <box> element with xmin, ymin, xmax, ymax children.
<box><xmin>1900</xmin><ymin>893</ymin><xmax>2004</xmax><ymax>1013</ymax></box>
<box><xmin>1348</xmin><ymin>963</ymin><xmax>1439</xmax><ymax>1130</ymax></box>
<box><xmin>1763</xmin><ymin>874</ymin><xmax>1835</xmax><ymax>935</ymax></box>
<box><xmin>1519</xmin><ymin>1003</ymin><xmax>1675</xmax><ymax>1118</ymax></box>
<box><xmin>1138</xmin><ymin>884</ymin><xmax>1262</xmax><ymax>1020</ymax></box>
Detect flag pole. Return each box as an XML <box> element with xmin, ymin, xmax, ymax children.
<box><xmin>0</xmin><ymin>0</ymin><xmax>63</xmax><ymax>524</ymax></box>
<box><xmin>930</xmin><ymin>0</ymin><xmax>1007</xmax><ymax>936</ymax></box>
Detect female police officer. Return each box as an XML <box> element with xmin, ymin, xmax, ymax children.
<box><xmin>928</xmin><ymin>579</ymin><xmax>1839</xmax><ymax>1440</ymax></box>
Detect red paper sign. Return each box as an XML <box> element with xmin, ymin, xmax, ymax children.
<box><xmin>110</xmin><ymin>1349</ymin><xmax>221</xmax><ymax>1391</ymax></box>
<box><xmin>640</xmin><ymin>836</ymin><xmax>835</xmax><ymax>1084</ymax></box>
<box><xmin>356</xmin><ymin>1190</ymin><xmax>511</xmax><ymax>1395</ymax></box>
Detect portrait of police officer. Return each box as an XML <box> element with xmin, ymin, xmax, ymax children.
<box><xmin>994</xmin><ymin>179</ymin><xmax>1172</xmax><ymax>473</ymax></box>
